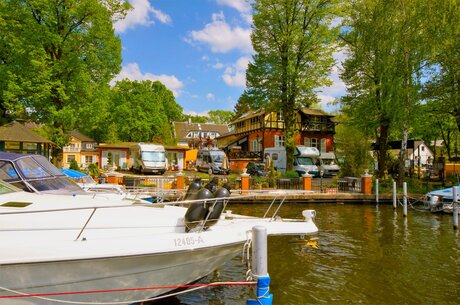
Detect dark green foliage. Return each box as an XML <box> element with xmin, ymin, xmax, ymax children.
<box><xmin>283</xmin><ymin>170</ymin><xmax>300</xmax><ymax>178</ymax></box>
<box><xmin>69</xmin><ymin>159</ymin><xmax>80</xmax><ymax>171</ymax></box>
<box><xmin>87</xmin><ymin>163</ymin><xmax>100</xmax><ymax>178</ymax></box>
<box><xmin>107</xmin><ymin>80</ymin><xmax>182</xmax><ymax>143</ymax></box>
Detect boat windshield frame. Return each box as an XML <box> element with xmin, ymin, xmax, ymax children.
<box><xmin>0</xmin><ymin>179</ymin><xmax>22</xmax><ymax>194</ymax></box>
<box><xmin>0</xmin><ymin>154</ymin><xmax>84</xmax><ymax>194</ymax></box>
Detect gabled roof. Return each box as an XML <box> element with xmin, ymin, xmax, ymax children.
<box><xmin>69</xmin><ymin>130</ymin><xmax>95</xmax><ymax>142</ymax></box>
<box><xmin>172</xmin><ymin>122</ymin><xmax>230</xmax><ymax>140</ymax></box>
<box><xmin>231</xmin><ymin>108</ymin><xmax>333</xmax><ymax>124</ymax></box>
<box><xmin>0</xmin><ymin>121</ymin><xmax>52</xmax><ymax>143</ymax></box>
<box><xmin>300</xmin><ymin>107</ymin><xmax>334</xmax><ymax>117</ymax></box>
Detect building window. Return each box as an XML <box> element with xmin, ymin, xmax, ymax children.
<box><xmin>276</xmin><ymin>112</ymin><xmax>283</xmax><ymax>121</ymax></box>
<box><xmin>304</xmin><ymin>138</ymin><xmax>327</xmax><ymax>152</ymax></box>
<box><xmin>86</xmin><ymin>143</ymin><xmax>93</xmax><ymax>149</ymax></box>
<box><xmin>251</xmin><ymin>139</ymin><xmax>261</xmax><ymax>152</ymax></box>
<box><xmin>85</xmin><ymin>156</ymin><xmax>93</xmax><ymax>164</ymax></box>
<box><xmin>274</xmin><ymin>135</ymin><xmax>284</xmax><ymax>147</ymax></box>
<box><xmin>67</xmin><ymin>155</ymin><xmax>76</xmax><ymax>163</ymax></box>
<box><xmin>24</xmin><ymin>143</ymin><xmax>37</xmax><ymax>150</ymax></box>
<box><xmin>5</xmin><ymin>142</ymin><xmax>20</xmax><ymax>150</ymax></box>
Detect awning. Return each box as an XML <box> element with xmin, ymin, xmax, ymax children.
<box><xmin>60</xmin><ymin>169</ymin><xmax>87</xmax><ymax>178</ymax></box>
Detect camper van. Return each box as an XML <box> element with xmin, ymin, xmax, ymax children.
<box><xmin>319</xmin><ymin>152</ymin><xmax>340</xmax><ymax>177</ymax></box>
<box><xmin>130</xmin><ymin>143</ymin><xmax>166</xmax><ymax>175</ymax></box>
<box><xmin>264</xmin><ymin>146</ymin><xmax>320</xmax><ymax>177</ymax></box>
<box><xmin>196</xmin><ymin>149</ymin><xmax>230</xmax><ymax>175</ymax></box>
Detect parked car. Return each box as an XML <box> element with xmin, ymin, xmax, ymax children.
<box><xmin>246</xmin><ymin>162</ymin><xmax>268</xmax><ymax>176</ymax></box>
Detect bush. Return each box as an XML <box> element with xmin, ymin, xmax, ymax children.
<box><xmin>283</xmin><ymin>170</ymin><xmax>300</xmax><ymax>178</ymax></box>
<box><xmin>87</xmin><ymin>163</ymin><xmax>100</xmax><ymax>177</ymax></box>
<box><xmin>69</xmin><ymin>159</ymin><xmax>80</xmax><ymax>171</ymax></box>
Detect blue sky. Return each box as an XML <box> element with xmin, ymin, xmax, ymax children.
<box><xmin>112</xmin><ymin>0</ymin><xmax>346</xmax><ymax>116</ymax></box>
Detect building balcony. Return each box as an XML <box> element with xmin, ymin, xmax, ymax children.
<box><xmin>63</xmin><ymin>147</ymin><xmax>81</xmax><ymax>153</ymax></box>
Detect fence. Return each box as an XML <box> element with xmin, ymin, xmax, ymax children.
<box><xmin>101</xmin><ymin>174</ymin><xmax>365</xmax><ymax>194</ymax></box>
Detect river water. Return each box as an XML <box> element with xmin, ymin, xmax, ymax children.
<box><xmin>150</xmin><ymin>203</ymin><xmax>460</xmax><ymax>305</ymax></box>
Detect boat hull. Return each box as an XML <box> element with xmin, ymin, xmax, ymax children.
<box><xmin>0</xmin><ymin>243</ymin><xmax>242</xmax><ymax>305</ymax></box>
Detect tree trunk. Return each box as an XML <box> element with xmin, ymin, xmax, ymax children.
<box><xmin>398</xmin><ymin>123</ymin><xmax>409</xmax><ymax>185</ymax></box>
<box><xmin>376</xmin><ymin>120</ymin><xmax>390</xmax><ymax>179</ymax></box>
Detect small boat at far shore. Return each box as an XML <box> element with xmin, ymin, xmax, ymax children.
<box><xmin>424</xmin><ymin>185</ymin><xmax>460</xmax><ymax>214</ymax></box>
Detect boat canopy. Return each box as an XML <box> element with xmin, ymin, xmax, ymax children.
<box><xmin>0</xmin><ymin>152</ymin><xmax>84</xmax><ymax>194</ymax></box>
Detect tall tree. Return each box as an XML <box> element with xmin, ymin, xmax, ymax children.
<box><xmin>108</xmin><ymin>80</ymin><xmax>182</xmax><ymax>144</ymax></box>
<box><xmin>245</xmin><ymin>0</ymin><xmax>340</xmax><ymax>171</ymax></box>
<box><xmin>341</xmin><ymin>0</ymin><xmax>428</xmax><ymax>182</ymax></box>
<box><xmin>0</xmin><ymin>0</ymin><xmax>128</xmax><ymax>159</ymax></box>
<box><xmin>423</xmin><ymin>0</ymin><xmax>460</xmax><ymax>133</ymax></box>
<box><xmin>340</xmin><ymin>0</ymin><xmax>397</xmax><ymax>178</ymax></box>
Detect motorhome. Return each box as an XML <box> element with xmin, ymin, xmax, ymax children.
<box><xmin>130</xmin><ymin>143</ymin><xmax>166</xmax><ymax>175</ymax></box>
<box><xmin>264</xmin><ymin>146</ymin><xmax>320</xmax><ymax>177</ymax></box>
<box><xmin>319</xmin><ymin>152</ymin><xmax>340</xmax><ymax>177</ymax></box>
<box><xmin>196</xmin><ymin>148</ymin><xmax>230</xmax><ymax>175</ymax></box>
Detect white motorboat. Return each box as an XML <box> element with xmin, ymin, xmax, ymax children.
<box><xmin>0</xmin><ymin>179</ymin><xmax>318</xmax><ymax>305</ymax></box>
<box><xmin>425</xmin><ymin>185</ymin><xmax>460</xmax><ymax>214</ymax></box>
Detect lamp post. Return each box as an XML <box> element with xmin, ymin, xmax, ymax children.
<box><xmin>320</xmin><ymin>170</ymin><xmax>324</xmax><ymax>193</ymax></box>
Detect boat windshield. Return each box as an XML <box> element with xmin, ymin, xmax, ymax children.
<box><xmin>0</xmin><ymin>179</ymin><xmax>20</xmax><ymax>194</ymax></box>
<box><xmin>296</xmin><ymin>157</ymin><xmax>314</xmax><ymax>166</ymax></box>
<box><xmin>0</xmin><ymin>154</ymin><xmax>84</xmax><ymax>194</ymax></box>
<box><xmin>0</xmin><ymin>161</ymin><xmax>20</xmax><ymax>181</ymax></box>
<box><xmin>141</xmin><ymin>151</ymin><xmax>165</xmax><ymax>162</ymax></box>
<box><xmin>16</xmin><ymin>157</ymin><xmax>54</xmax><ymax>179</ymax></box>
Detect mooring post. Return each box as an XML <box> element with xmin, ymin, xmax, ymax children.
<box><xmin>453</xmin><ymin>186</ymin><xmax>458</xmax><ymax>230</ymax></box>
<box><xmin>403</xmin><ymin>182</ymin><xmax>407</xmax><ymax>217</ymax></box>
<box><xmin>393</xmin><ymin>180</ymin><xmax>397</xmax><ymax>209</ymax></box>
<box><xmin>247</xmin><ymin>226</ymin><xmax>273</xmax><ymax>305</ymax></box>
<box><xmin>375</xmin><ymin>179</ymin><xmax>379</xmax><ymax>205</ymax></box>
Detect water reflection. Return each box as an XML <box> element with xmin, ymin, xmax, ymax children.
<box><xmin>146</xmin><ymin>204</ymin><xmax>460</xmax><ymax>305</ymax></box>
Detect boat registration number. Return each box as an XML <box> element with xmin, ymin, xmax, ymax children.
<box><xmin>174</xmin><ymin>236</ymin><xmax>205</xmax><ymax>247</ymax></box>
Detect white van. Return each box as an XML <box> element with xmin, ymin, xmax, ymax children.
<box><xmin>196</xmin><ymin>149</ymin><xmax>230</xmax><ymax>175</ymax></box>
<box><xmin>264</xmin><ymin>146</ymin><xmax>320</xmax><ymax>177</ymax></box>
<box><xmin>130</xmin><ymin>143</ymin><xmax>166</xmax><ymax>175</ymax></box>
<box><xmin>319</xmin><ymin>152</ymin><xmax>340</xmax><ymax>177</ymax></box>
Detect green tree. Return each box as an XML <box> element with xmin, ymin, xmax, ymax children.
<box><xmin>0</xmin><ymin>0</ymin><xmax>129</xmax><ymax>157</ymax></box>
<box><xmin>422</xmin><ymin>0</ymin><xmax>460</xmax><ymax>132</ymax></box>
<box><xmin>108</xmin><ymin>80</ymin><xmax>182</xmax><ymax>144</ymax></box>
<box><xmin>340</xmin><ymin>0</ymin><xmax>427</xmax><ymax>183</ymax></box>
<box><xmin>232</xmin><ymin>93</ymin><xmax>253</xmax><ymax>119</ymax></box>
<box><xmin>245</xmin><ymin>0</ymin><xmax>340</xmax><ymax>171</ymax></box>
<box><xmin>69</xmin><ymin>159</ymin><xmax>80</xmax><ymax>171</ymax></box>
<box><xmin>182</xmin><ymin>114</ymin><xmax>209</xmax><ymax>124</ymax></box>
<box><xmin>208</xmin><ymin>110</ymin><xmax>233</xmax><ymax>124</ymax></box>
<box><xmin>334</xmin><ymin>119</ymin><xmax>374</xmax><ymax>177</ymax></box>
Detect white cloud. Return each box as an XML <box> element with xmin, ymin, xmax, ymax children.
<box><xmin>216</xmin><ymin>0</ymin><xmax>253</xmax><ymax>24</ymax></box>
<box><xmin>183</xmin><ymin>110</ymin><xmax>210</xmax><ymax>117</ymax></box>
<box><xmin>114</xmin><ymin>0</ymin><xmax>171</xmax><ymax>33</ymax></box>
<box><xmin>112</xmin><ymin>63</ymin><xmax>183</xmax><ymax>97</ymax></box>
<box><xmin>207</xmin><ymin>93</ymin><xmax>215</xmax><ymax>100</ymax></box>
<box><xmin>222</xmin><ymin>56</ymin><xmax>250</xmax><ymax>87</ymax></box>
<box><xmin>216</xmin><ymin>0</ymin><xmax>251</xmax><ymax>13</ymax></box>
<box><xmin>213</xmin><ymin>61</ymin><xmax>224</xmax><ymax>69</ymax></box>
<box><xmin>317</xmin><ymin>49</ymin><xmax>347</xmax><ymax>111</ymax></box>
<box><xmin>188</xmin><ymin>11</ymin><xmax>252</xmax><ymax>53</ymax></box>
